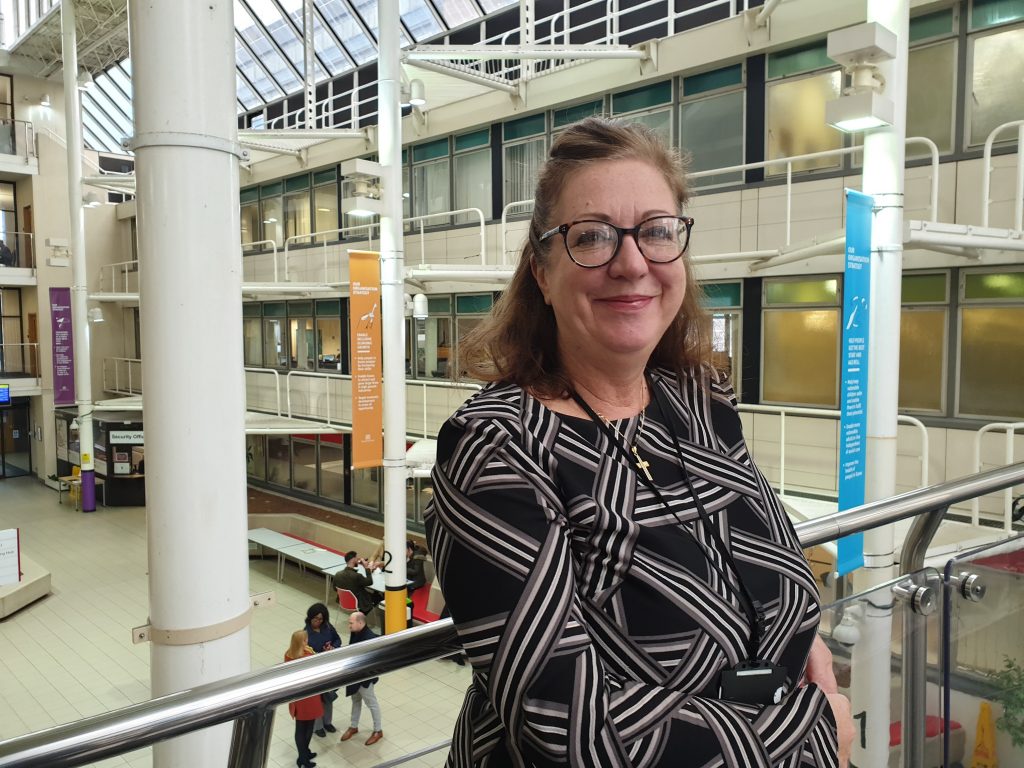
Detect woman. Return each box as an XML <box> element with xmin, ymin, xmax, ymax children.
<box><xmin>284</xmin><ymin>629</ymin><xmax>323</xmax><ymax>768</ymax></box>
<box><xmin>304</xmin><ymin>603</ymin><xmax>342</xmax><ymax>737</ymax></box>
<box><xmin>425</xmin><ymin>117</ymin><xmax>853</xmax><ymax>767</ymax></box>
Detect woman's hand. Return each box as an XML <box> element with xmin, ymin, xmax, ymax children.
<box><xmin>826</xmin><ymin>692</ymin><xmax>853</xmax><ymax>768</ymax></box>
<box><xmin>804</xmin><ymin>635</ymin><xmax>838</xmax><ymax>693</ymax></box>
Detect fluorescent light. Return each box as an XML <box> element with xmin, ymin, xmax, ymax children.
<box><xmin>342</xmin><ymin>195</ymin><xmax>384</xmax><ymax>217</ymax></box>
<box><xmin>825</xmin><ymin>91</ymin><xmax>894</xmax><ymax>133</ymax></box>
<box><xmin>39</xmin><ymin>93</ymin><xmax>51</xmax><ymax>107</ymax></box>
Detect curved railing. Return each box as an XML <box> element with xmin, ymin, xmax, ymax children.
<box><xmin>1</xmin><ymin>462</ymin><xmax>1022</xmax><ymax>768</ymax></box>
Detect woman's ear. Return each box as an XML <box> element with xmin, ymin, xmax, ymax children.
<box><xmin>531</xmin><ymin>256</ymin><xmax>551</xmax><ymax>305</ymax></box>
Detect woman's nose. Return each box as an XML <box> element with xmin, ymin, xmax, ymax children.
<box><xmin>608</xmin><ymin>231</ymin><xmax>648</xmax><ymax>278</ymax></box>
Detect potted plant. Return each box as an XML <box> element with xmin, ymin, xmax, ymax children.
<box><xmin>993</xmin><ymin>656</ymin><xmax>1024</xmax><ymax>748</ymax></box>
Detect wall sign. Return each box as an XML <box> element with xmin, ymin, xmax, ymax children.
<box><xmin>837</xmin><ymin>189</ymin><xmax>873</xmax><ymax>576</ymax></box>
<box><xmin>349</xmin><ymin>251</ymin><xmax>383</xmax><ymax>469</ymax></box>
<box><xmin>109</xmin><ymin>430</ymin><xmax>144</xmax><ymax>444</ymax></box>
<box><xmin>49</xmin><ymin>288</ymin><xmax>76</xmax><ymax>406</ymax></box>
<box><xmin>0</xmin><ymin>528</ymin><xmax>20</xmax><ymax>587</ymax></box>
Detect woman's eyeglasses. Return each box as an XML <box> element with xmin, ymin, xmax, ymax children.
<box><xmin>538</xmin><ymin>215</ymin><xmax>695</xmax><ymax>268</ymax></box>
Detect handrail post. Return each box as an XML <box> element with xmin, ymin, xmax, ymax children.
<box><xmin>779</xmin><ymin>411</ymin><xmax>786</xmax><ymax>497</ymax></box>
<box><xmin>226</xmin><ymin>706</ymin><xmax>275</xmax><ymax>768</ymax></box>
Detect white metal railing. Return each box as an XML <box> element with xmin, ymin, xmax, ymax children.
<box><xmin>407</xmin><ymin>379</ymin><xmax>483</xmax><ymax>438</ymax></box>
<box><xmin>282</xmin><ymin>224</ymin><xmax>376</xmax><ymax>282</ymax></box>
<box><xmin>242</xmin><ymin>239</ymin><xmax>280</xmax><ymax>281</ymax></box>
<box><xmin>981</xmin><ymin>119</ymin><xmax>1024</xmax><ymax>230</ymax></box>
<box><xmin>738</xmin><ymin>404</ymin><xmax>929</xmax><ymax>499</ymax></box>
<box><xmin>971</xmin><ymin>421</ymin><xmax>1024</xmax><ymax>531</ymax></box>
<box><xmin>103</xmin><ymin>357</ymin><xmax>143</xmax><ymax>395</ymax></box>
<box><xmin>97</xmin><ymin>260</ymin><xmax>140</xmax><ymax>295</ymax></box>
<box><xmin>500</xmin><ymin>199</ymin><xmax>533</xmax><ymax>265</ymax></box>
<box><xmin>285</xmin><ymin>370</ymin><xmax>345</xmax><ymax>424</ymax></box>
<box><xmin>405</xmin><ymin>208</ymin><xmax>486</xmax><ymax>265</ymax></box>
<box><xmin>243</xmin><ymin>367</ymin><xmax>283</xmax><ymax>415</ymax></box>
<box><xmin>0</xmin><ymin>342</ymin><xmax>40</xmax><ymax>377</ymax></box>
<box><xmin>0</xmin><ymin>230</ymin><xmax>36</xmax><ymax>269</ymax></box>
<box><xmin>0</xmin><ymin>118</ymin><xmax>36</xmax><ymax>163</ymax></box>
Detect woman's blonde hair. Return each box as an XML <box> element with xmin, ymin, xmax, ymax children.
<box><xmin>459</xmin><ymin>116</ymin><xmax>710</xmax><ymax>398</ymax></box>
<box><xmin>287</xmin><ymin>629</ymin><xmax>308</xmax><ymax>659</ymax></box>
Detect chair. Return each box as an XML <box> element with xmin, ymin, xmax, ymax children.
<box><xmin>68</xmin><ymin>466</ymin><xmax>82</xmax><ymax>508</ymax></box>
<box><xmin>336</xmin><ymin>587</ymin><xmax>358</xmax><ymax>623</ymax></box>
<box><xmin>410</xmin><ymin>580</ymin><xmax>441</xmax><ymax>624</ymax></box>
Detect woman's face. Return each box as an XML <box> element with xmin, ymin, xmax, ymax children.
<box><xmin>310</xmin><ymin>613</ymin><xmax>324</xmax><ymax>628</ymax></box>
<box><xmin>533</xmin><ymin>158</ymin><xmax>687</xmax><ymax>373</ymax></box>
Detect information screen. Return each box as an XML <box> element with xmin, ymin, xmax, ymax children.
<box><xmin>0</xmin><ymin>384</ymin><xmax>10</xmax><ymax>404</ymax></box>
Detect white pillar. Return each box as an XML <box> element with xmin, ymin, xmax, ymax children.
<box><xmin>850</xmin><ymin>1</ymin><xmax>909</xmax><ymax>765</ymax></box>
<box><xmin>59</xmin><ymin>0</ymin><xmax>97</xmax><ymax>512</ymax></box>
<box><xmin>378</xmin><ymin>0</ymin><xmax>409</xmax><ymax>634</ymax></box>
<box><xmin>128</xmin><ymin>1</ymin><xmax>251</xmax><ymax>765</ymax></box>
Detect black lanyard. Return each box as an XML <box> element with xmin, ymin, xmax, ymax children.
<box><xmin>570</xmin><ymin>375</ymin><xmax>765</xmax><ymax>661</ymax></box>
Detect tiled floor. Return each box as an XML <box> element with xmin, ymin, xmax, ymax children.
<box><xmin>0</xmin><ymin>477</ymin><xmax>470</xmax><ymax>767</ymax></box>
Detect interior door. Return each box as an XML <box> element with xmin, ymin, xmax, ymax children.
<box><xmin>26</xmin><ymin>312</ymin><xmax>37</xmax><ymax>375</ymax></box>
<box><xmin>0</xmin><ymin>405</ymin><xmax>32</xmax><ymax>477</ymax></box>
<box><xmin>22</xmin><ymin>204</ymin><xmax>32</xmax><ymax>268</ymax></box>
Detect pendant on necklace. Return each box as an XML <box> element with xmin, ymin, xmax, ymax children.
<box><xmin>632</xmin><ymin>445</ymin><xmax>653</xmax><ymax>481</ymax></box>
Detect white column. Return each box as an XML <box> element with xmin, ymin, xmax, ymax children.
<box><xmin>850</xmin><ymin>1</ymin><xmax>909</xmax><ymax>765</ymax></box>
<box><xmin>128</xmin><ymin>1</ymin><xmax>251</xmax><ymax>765</ymax></box>
<box><xmin>59</xmin><ymin>0</ymin><xmax>97</xmax><ymax>512</ymax></box>
<box><xmin>378</xmin><ymin>0</ymin><xmax>409</xmax><ymax>634</ymax></box>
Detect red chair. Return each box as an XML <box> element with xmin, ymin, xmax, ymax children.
<box><xmin>410</xmin><ymin>581</ymin><xmax>441</xmax><ymax>624</ymax></box>
<box><xmin>336</xmin><ymin>587</ymin><xmax>358</xmax><ymax>623</ymax></box>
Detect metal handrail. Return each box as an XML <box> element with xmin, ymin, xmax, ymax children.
<box><xmin>0</xmin><ymin>342</ymin><xmax>40</xmax><ymax>376</ymax></box>
<box><xmin>971</xmin><ymin>421</ymin><xmax>1024</xmax><ymax>530</ymax></box>
<box><xmin>0</xmin><ymin>118</ymin><xmax>37</xmax><ymax>162</ymax></box>
<box><xmin>102</xmin><ymin>357</ymin><xmax>143</xmax><ymax>395</ymax></box>
<box><xmin>738</xmin><ymin>404</ymin><xmax>929</xmax><ymax>497</ymax></box>
<box><xmin>242</xmin><ymin>239</ymin><xmax>280</xmax><ymax>281</ymax></box>
<box><xmin>1</xmin><ymin>461</ymin><xmax>1022</xmax><ymax>768</ymax></box>
<box><xmin>981</xmin><ymin>119</ymin><xmax>1024</xmax><ymax>229</ymax></box>
<box><xmin>282</xmin><ymin>223</ymin><xmax>375</xmax><ymax>282</ymax></box>
<box><xmin>97</xmin><ymin>259</ymin><xmax>140</xmax><ymax>295</ymax></box>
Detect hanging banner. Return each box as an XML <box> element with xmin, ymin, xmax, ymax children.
<box><xmin>349</xmin><ymin>251</ymin><xmax>383</xmax><ymax>469</ymax></box>
<box><xmin>0</xmin><ymin>528</ymin><xmax>21</xmax><ymax>586</ymax></box>
<box><xmin>49</xmin><ymin>288</ymin><xmax>76</xmax><ymax>406</ymax></box>
<box><xmin>836</xmin><ymin>189</ymin><xmax>873</xmax><ymax>576</ymax></box>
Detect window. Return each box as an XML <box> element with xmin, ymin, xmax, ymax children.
<box><xmin>453</xmin><ymin>129</ymin><xmax>492</xmax><ymax>224</ymax></box>
<box><xmin>701</xmin><ymin>282</ymin><xmax>743</xmax><ymax>397</ymax></box>
<box><xmin>503</xmin><ymin>114</ymin><xmax>546</xmax><ymax>208</ymax></box>
<box><xmin>411</xmin><ymin>137</ymin><xmax>451</xmax><ymax>225</ymax></box>
<box><xmin>319</xmin><ymin>434</ymin><xmax>345</xmax><ymax>501</ymax></box>
<box><xmin>899</xmin><ymin>272</ymin><xmax>948</xmax><ymax>413</ymax></box>
<box><xmin>242</xmin><ymin>303</ymin><xmax>262</xmax><ymax>366</ymax></box>
<box><xmin>0</xmin><ymin>287</ymin><xmax>25</xmax><ymax>374</ymax></box>
<box><xmin>552</xmin><ymin>100</ymin><xmax>603</xmax><ymax>137</ymax></box>
<box><xmin>289</xmin><ymin>300</ymin><xmax>315</xmax><ymax>370</ymax></box>
<box><xmin>283</xmin><ymin>174</ymin><xmax>312</xmax><ymax>243</ymax></box>
<box><xmin>315</xmin><ymin>299</ymin><xmax>345</xmax><ymax>371</ymax></box>
<box><xmin>246</xmin><ymin>434</ymin><xmax>266</xmax><ymax>480</ymax></box>
<box><xmin>352</xmin><ymin>467</ymin><xmax>380</xmax><ymax>510</ymax></box>
<box><xmin>612</xmin><ymin>81</ymin><xmax>673</xmax><ymax>147</ymax></box>
<box><xmin>455</xmin><ymin>293</ymin><xmax>493</xmax><ymax>380</ymax></box>
<box><xmin>762</xmin><ymin>277</ymin><xmax>841</xmax><ymax>407</ymax></box>
<box><xmin>967</xmin><ymin>24</ymin><xmax>1024</xmax><ymax>146</ymax></box>
<box><xmin>240</xmin><ymin>187</ymin><xmax>261</xmax><ymax>253</ymax></box>
<box><xmin>260</xmin><ymin>181</ymin><xmax>284</xmax><ymax>248</ymax></box>
<box><xmin>414</xmin><ymin>295</ymin><xmax>454</xmax><ymax>379</ymax></box>
<box><xmin>262</xmin><ymin>302</ymin><xmax>288</xmax><ymax>368</ymax></box>
<box><xmin>906</xmin><ymin>40</ymin><xmax>957</xmax><ymax>155</ymax></box>
<box><xmin>766</xmin><ymin>43</ymin><xmax>842</xmax><ymax>174</ymax></box>
<box><xmin>292</xmin><ymin>437</ymin><xmax>317</xmax><ymax>494</ymax></box>
<box><xmin>313</xmin><ymin>168</ymin><xmax>340</xmax><ymax>241</ymax></box>
<box><xmin>680</xmin><ymin>65</ymin><xmax>745</xmax><ymax>187</ymax></box>
<box><xmin>957</xmin><ymin>268</ymin><xmax>1024</xmax><ymax>419</ymax></box>
<box><xmin>266</xmin><ymin>436</ymin><xmax>291</xmax><ymax>487</ymax></box>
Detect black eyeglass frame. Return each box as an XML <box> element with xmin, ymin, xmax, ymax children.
<box><xmin>538</xmin><ymin>215</ymin><xmax>695</xmax><ymax>268</ymax></box>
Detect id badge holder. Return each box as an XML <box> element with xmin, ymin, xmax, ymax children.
<box><xmin>719</xmin><ymin>660</ymin><xmax>789</xmax><ymax>705</ymax></box>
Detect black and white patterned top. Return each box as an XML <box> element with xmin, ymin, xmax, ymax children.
<box><xmin>426</xmin><ymin>368</ymin><xmax>838</xmax><ymax>767</ymax></box>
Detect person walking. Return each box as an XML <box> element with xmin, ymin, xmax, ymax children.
<box><xmin>304</xmin><ymin>602</ymin><xmax>342</xmax><ymax>738</ymax></box>
<box><xmin>283</xmin><ymin>630</ymin><xmax>322</xmax><ymax>768</ymax></box>
<box><xmin>338</xmin><ymin>611</ymin><xmax>383</xmax><ymax>746</ymax></box>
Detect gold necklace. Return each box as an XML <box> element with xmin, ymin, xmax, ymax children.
<box><xmin>591</xmin><ymin>379</ymin><xmax>652</xmax><ymax>482</ymax></box>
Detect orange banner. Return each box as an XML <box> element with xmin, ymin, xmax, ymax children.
<box><xmin>349</xmin><ymin>251</ymin><xmax>383</xmax><ymax>469</ymax></box>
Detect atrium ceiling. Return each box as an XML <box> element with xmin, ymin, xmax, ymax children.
<box><xmin>2</xmin><ymin>0</ymin><xmax>516</xmax><ymax>154</ymax></box>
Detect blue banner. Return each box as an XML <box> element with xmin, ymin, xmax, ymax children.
<box><xmin>836</xmin><ymin>190</ymin><xmax>873</xmax><ymax>576</ymax></box>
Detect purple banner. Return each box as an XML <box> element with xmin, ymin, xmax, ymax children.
<box><xmin>49</xmin><ymin>287</ymin><xmax>76</xmax><ymax>405</ymax></box>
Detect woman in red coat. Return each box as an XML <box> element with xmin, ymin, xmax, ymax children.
<box><xmin>285</xmin><ymin>630</ymin><xmax>324</xmax><ymax>768</ymax></box>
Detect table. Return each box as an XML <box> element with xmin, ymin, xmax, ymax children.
<box><xmin>279</xmin><ymin>543</ymin><xmax>349</xmax><ymax>604</ymax></box>
<box><xmin>248</xmin><ymin>528</ymin><xmax>305</xmax><ymax>581</ymax></box>
<box><xmin>57</xmin><ymin>476</ymin><xmax>105</xmax><ymax>509</ymax></box>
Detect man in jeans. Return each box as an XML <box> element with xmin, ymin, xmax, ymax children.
<box><xmin>339</xmin><ymin>611</ymin><xmax>383</xmax><ymax>746</ymax></box>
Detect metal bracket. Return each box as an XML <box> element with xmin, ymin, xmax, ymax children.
<box><xmin>892</xmin><ymin>579</ymin><xmax>936</xmax><ymax>616</ymax></box>
<box><xmin>950</xmin><ymin>571</ymin><xmax>986</xmax><ymax>602</ymax></box>
<box><xmin>123</xmin><ymin>131</ymin><xmax>250</xmax><ymax>162</ymax></box>
<box><xmin>508</xmin><ymin>82</ymin><xmax>524</xmax><ymax>110</ymax></box>
<box><xmin>639</xmin><ymin>40</ymin><xmax>658</xmax><ymax>76</ymax></box>
<box><xmin>131</xmin><ymin>592</ymin><xmax>274</xmax><ymax>645</ymax></box>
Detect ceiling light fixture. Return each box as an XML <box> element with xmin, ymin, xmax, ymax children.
<box><xmin>39</xmin><ymin>93</ymin><xmax>51</xmax><ymax>107</ymax></box>
<box><xmin>825</xmin><ymin>21</ymin><xmax>897</xmax><ymax>134</ymax></box>
<box><xmin>77</xmin><ymin>71</ymin><xmax>94</xmax><ymax>90</ymax></box>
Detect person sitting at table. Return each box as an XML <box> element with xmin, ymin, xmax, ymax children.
<box><xmin>332</xmin><ymin>551</ymin><xmax>383</xmax><ymax>615</ymax></box>
<box><xmin>304</xmin><ymin>602</ymin><xmax>342</xmax><ymax>738</ymax></box>
<box><xmin>405</xmin><ymin>540</ymin><xmax>429</xmax><ymax>594</ymax></box>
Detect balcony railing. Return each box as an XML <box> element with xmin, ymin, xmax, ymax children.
<box><xmin>0</xmin><ymin>231</ymin><xmax>36</xmax><ymax>269</ymax></box>
<box><xmin>103</xmin><ymin>357</ymin><xmax>143</xmax><ymax>395</ymax></box>
<box><xmin>0</xmin><ymin>462</ymin><xmax>1020</xmax><ymax>768</ymax></box>
<box><xmin>0</xmin><ymin>118</ymin><xmax>36</xmax><ymax>163</ymax></box>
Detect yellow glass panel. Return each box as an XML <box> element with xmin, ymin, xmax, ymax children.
<box><xmin>762</xmin><ymin>309</ymin><xmax>839</xmax><ymax>406</ymax></box>
<box><xmin>766</xmin><ymin>71</ymin><xmax>843</xmax><ymax>174</ymax></box>
<box><xmin>899</xmin><ymin>309</ymin><xmax>946</xmax><ymax>411</ymax></box>
<box><xmin>765</xmin><ymin>278</ymin><xmax>840</xmax><ymax>306</ymax></box>
<box><xmin>959</xmin><ymin>307</ymin><xmax>1024</xmax><ymax>418</ymax></box>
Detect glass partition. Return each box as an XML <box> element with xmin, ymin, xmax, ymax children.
<box><xmin>941</xmin><ymin>535</ymin><xmax>1024</xmax><ymax>768</ymax></box>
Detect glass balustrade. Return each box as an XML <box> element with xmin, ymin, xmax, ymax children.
<box><xmin>940</xmin><ymin>534</ymin><xmax>1024</xmax><ymax>768</ymax></box>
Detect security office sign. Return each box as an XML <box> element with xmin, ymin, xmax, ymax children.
<box><xmin>0</xmin><ymin>528</ymin><xmax>20</xmax><ymax>586</ymax></box>
<box><xmin>836</xmin><ymin>189</ymin><xmax>873</xmax><ymax>576</ymax></box>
